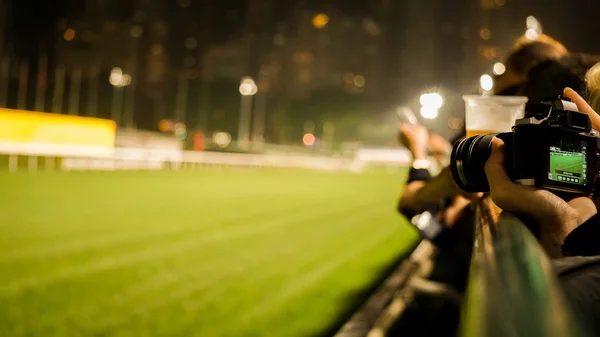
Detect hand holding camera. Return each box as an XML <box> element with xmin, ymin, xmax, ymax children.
<box><xmin>450</xmin><ymin>89</ymin><xmax>599</xmax><ymax>257</ymax></box>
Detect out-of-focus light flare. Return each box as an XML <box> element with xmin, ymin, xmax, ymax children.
<box><xmin>420</xmin><ymin>106</ymin><xmax>438</xmax><ymax>120</ymax></box>
<box><xmin>493</xmin><ymin>62</ymin><xmax>506</xmax><ymax>75</ymax></box>
<box><xmin>303</xmin><ymin>133</ymin><xmax>316</xmax><ymax>146</ymax></box>
<box><xmin>525</xmin><ymin>28</ymin><xmax>540</xmax><ymax>40</ymax></box>
<box><xmin>479</xmin><ymin>28</ymin><xmax>491</xmax><ymax>40</ymax></box>
<box><xmin>312</xmin><ymin>13</ymin><xmax>329</xmax><ymax>29</ymax></box>
<box><xmin>64</xmin><ymin>28</ymin><xmax>76</xmax><ymax>41</ymax></box>
<box><xmin>109</xmin><ymin>67</ymin><xmax>123</xmax><ymax>86</ymax></box>
<box><xmin>448</xmin><ymin>117</ymin><xmax>464</xmax><ymax>130</ymax></box>
<box><xmin>239</xmin><ymin>83</ymin><xmax>257</xmax><ymax>96</ymax></box>
<box><xmin>241</xmin><ymin>77</ymin><xmax>255</xmax><ymax>85</ymax></box>
<box><xmin>130</xmin><ymin>25</ymin><xmax>143</xmax><ymax>38</ymax></box>
<box><xmin>158</xmin><ymin>119</ymin><xmax>171</xmax><ymax>132</ymax></box>
<box><xmin>526</xmin><ymin>16</ymin><xmax>540</xmax><ymax>30</ymax></box>
<box><xmin>120</xmin><ymin>74</ymin><xmax>132</xmax><ymax>86</ymax></box>
<box><xmin>109</xmin><ymin>67</ymin><xmax>132</xmax><ymax>87</ymax></box>
<box><xmin>419</xmin><ymin>93</ymin><xmax>444</xmax><ymax>109</ymax></box>
<box><xmin>213</xmin><ymin>131</ymin><xmax>232</xmax><ymax>148</ymax></box>
<box><xmin>353</xmin><ymin>75</ymin><xmax>366</xmax><ymax>88</ymax></box>
<box><xmin>239</xmin><ymin>77</ymin><xmax>258</xmax><ymax>96</ymax></box>
<box><xmin>480</xmin><ymin>74</ymin><xmax>494</xmax><ymax>91</ymax></box>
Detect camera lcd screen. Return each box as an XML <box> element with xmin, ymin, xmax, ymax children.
<box><xmin>548</xmin><ymin>142</ymin><xmax>587</xmax><ymax>186</ymax></box>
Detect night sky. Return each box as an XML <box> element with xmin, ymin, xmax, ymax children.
<box><xmin>4</xmin><ymin>0</ymin><xmax>600</xmax><ymax>140</ymax></box>
<box><xmin>8</xmin><ymin>0</ymin><xmax>600</xmax><ymax>57</ymax></box>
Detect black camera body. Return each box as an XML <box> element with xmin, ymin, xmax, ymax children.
<box><xmin>451</xmin><ymin>96</ymin><xmax>600</xmax><ymax>195</ymax></box>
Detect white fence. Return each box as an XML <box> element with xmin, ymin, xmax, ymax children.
<box><xmin>0</xmin><ymin>142</ymin><xmax>412</xmax><ymax>173</ymax></box>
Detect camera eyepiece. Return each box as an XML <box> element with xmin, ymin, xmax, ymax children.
<box><xmin>450</xmin><ymin>134</ymin><xmax>496</xmax><ymax>193</ymax></box>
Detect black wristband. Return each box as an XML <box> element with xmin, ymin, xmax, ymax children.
<box><xmin>408</xmin><ymin>167</ymin><xmax>432</xmax><ymax>183</ymax></box>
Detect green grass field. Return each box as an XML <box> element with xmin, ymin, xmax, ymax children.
<box><xmin>550</xmin><ymin>152</ymin><xmax>585</xmax><ymax>185</ymax></box>
<box><xmin>0</xmin><ymin>168</ymin><xmax>418</xmax><ymax>337</ymax></box>
<box><xmin>550</xmin><ymin>152</ymin><xmax>584</xmax><ymax>176</ymax></box>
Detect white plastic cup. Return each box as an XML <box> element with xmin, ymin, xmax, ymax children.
<box><xmin>463</xmin><ymin>95</ymin><xmax>528</xmax><ymax>137</ymax></box>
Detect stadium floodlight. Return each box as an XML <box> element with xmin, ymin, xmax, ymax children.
<box><xmin>109</xmin><ymin>67</ymin><xmax>132</xmax><ymax>87</ymax></box>
<box><xmin>480</xmin><ymin>74</ymin><xmax>494</xmax><ymax>92</ymax></box>
<box><xmin>493</xmin><ymin>62</ymin><xmax>506</xmax><ymax>76</ymax></box>
<box><xmin>239</xmin><ymin>77</ymin><xmax>258</xmax><ymax>96</ymax></box>
<box><xmin>525</xmin><ymin>28</ymin><xmax>540</xmax><ymax>40</ymax></box>
<box><xmin>526</xmin><ymin>16</ymin><xmax>542</xmax><ymax>34</ymax></box>
<box><xmin>419</xmin><ymin>93</ymin><xmax>443</xmax><ymax>109</ymax></box>
<box><xmin>420</xmin><ymin>106</ymin><xmax>438</xmax><ymax>120</ymax></box>
<box><xmin>213</xmin><ymin>131</ymin><xmax>232</xmax><ymax>148</ymax></box>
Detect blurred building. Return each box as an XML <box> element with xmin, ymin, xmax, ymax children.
<box><xmin>0</xmin><ymin>0</ymin><xmax>8</xmax><ymax>57</ymax></box>
<box><xmin>7</xmin><ymin>0</ymin><xmax>585</xmax><ymax>143</ymax></box>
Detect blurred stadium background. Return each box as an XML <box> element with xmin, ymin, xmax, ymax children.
<box><xmin>2</xmin><ymin>0</ymin><xmax>599</xmax><ymax>336</ymax></box>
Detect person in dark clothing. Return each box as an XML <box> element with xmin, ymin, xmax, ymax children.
<box><xmin>485</xmin><ymin>88</ymin><xmax>600</xmax><ymax>335</ymax></box>
<box><xmin>398</xmin><ymin>53</ymin><xmax>599</xmax><ymax>227</ymax></box>
<box><xmin>484</xmin><ymin>88</ymin><xmax>600</xmax><ymax>258</ymax></box>
<box><xmin>554</xmin><ymin>256</ymin><xmax>600</xmax><ymax>335</ymax></box>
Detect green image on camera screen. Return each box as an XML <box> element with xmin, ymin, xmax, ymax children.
<box><xmin>549</xmin><ymin>145</ymin><xmax>587</xmax><ymax>186</ymax></box>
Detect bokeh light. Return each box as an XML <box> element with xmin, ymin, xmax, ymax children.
<box><xmin>479</xmin><ymin>28</ymin><xmax>491</xmax><ymax>40</ymax></box>
<box><xmin>63</xmin><ymin>28</ymin><xmax>76</xmax><ymax>41</ymax></box>
<box><xmin>448</xmin><ymin>117</ymin><xmax>464</xmax><ymax>130</ymax></box>
<box><xmin>130</xmin><ymin>25</ymin><xmax>143</xmax><ymax>38</ymax></box>
<box><xmin>480</xmin><ymin>74</ymin><xmax>494</xmax><ymax>91</ymax></box>
<box><xmin>303</xmin><ymin>133</ymin><xmax>316</xmax><ymax>146</ymax></box>
<box><xmin>493</xmin><ymin>62</ymin><xmax>506</xmax><ymax>75</ymax></box>
<box><xmin>420</xmin><ymin>106</ymin><xmax>439</xmax><ymax>119</ymax></box>
<box><xmin>312</xmin><ymin>13</ymin><xmax>329</xmax><ymax>29</ymax></box>
<box><xmin>213</xmin><ymin>131</ymin><xmax>232</xmax><ymax>148</ymax></box>
<box><xmin>353</xmin><ymin>75</ymin><xmax>366</xmax><ymax>88</ymax></box>
<box><xmin>419</xmin><ymin>93</ymin><xmax>444</xmax><ymax>109</ymax></box>
<box><xmin>525</xmin><ymin>28</ymin><xmax>540</xmax><ymax>40</ymax></box>
<box><xmin>239</xmin><ymin>77</ymin><xmax>258</xmax><ymax>96</ymax></box>
<box><xmin>158</xmin><ymin>119</ymin><xmax>171</xmax><ymax>132</ymax></box>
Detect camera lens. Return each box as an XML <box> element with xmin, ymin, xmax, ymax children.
<box><xmin>450</xmin><ymin>134</ymin><xmax>496</xmax><ymax>192</ymax></box>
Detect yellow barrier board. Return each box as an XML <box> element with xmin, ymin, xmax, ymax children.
<box><xmin>0</xmin><ymin>108</ymin><xmax>116</xmax><ymax>148</ymax></box>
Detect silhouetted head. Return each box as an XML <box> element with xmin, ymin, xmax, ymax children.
<box><xmin>494</xmin><ymin>34</ymin><xmax>568</xmax><ymax>95</ymax></box>
<box><xmin>519</xmin><ymin>53</ymin><xmax>600</xmax><ymax>106</ymax></box>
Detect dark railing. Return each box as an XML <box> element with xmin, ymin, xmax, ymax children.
<box><xmin>461</xmin><ymin>200</ymin><xmax>590</xmax><ymax>337</ymax></box>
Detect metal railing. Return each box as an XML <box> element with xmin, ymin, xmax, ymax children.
<box><xmin>461</xmin><ymin>199</ymin><xmax>590</xmax><ymax>337</ymax></box>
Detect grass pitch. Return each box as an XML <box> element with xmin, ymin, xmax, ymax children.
<box><xmin>550</xmin><ymin>152</ymin><xmax>585</xmax><ymax>177</ymax></box>
<box><xmin>0</xmin><ymin>168</ymin><xmax>418</xmax><ymax>337</ymax></box>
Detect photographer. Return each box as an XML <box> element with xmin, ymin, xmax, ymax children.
<box><xmin>483</xmin><ymin>88</ymin><xmax>600</xmax><ymax>334</ymax></box>
<box><xmin>399</xmin><ymin>50</ymin><xmax>600</xmax><ymax>222</ymax></box>
<box><xmin>484</xmin><ymin>88</ymin><xmax>600</xmax><ymax>258</ymax></box>
<box><xmin>398</xmin><ymin>36</ymin><xmax>579</xmax><ymax>227</ymax></box>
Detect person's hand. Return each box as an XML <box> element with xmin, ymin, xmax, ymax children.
<box><xmin>428</xmin><ymin>132</ymin><xmax>452</xmax><ymax>158</ymax></box>
<box><xmin>563</xmin><ymin>87</ymin><xmax>600</xmax><ymax>130</ymax></box>
<box><xmin>399</xmin><ymin>124</ymin><xmax>429</xmax><ymax>160</ymax></box>
<box><xmin>484</xmin><ymin>137</ymin><xmax>596</xmax><ymax>258</ymax></box>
